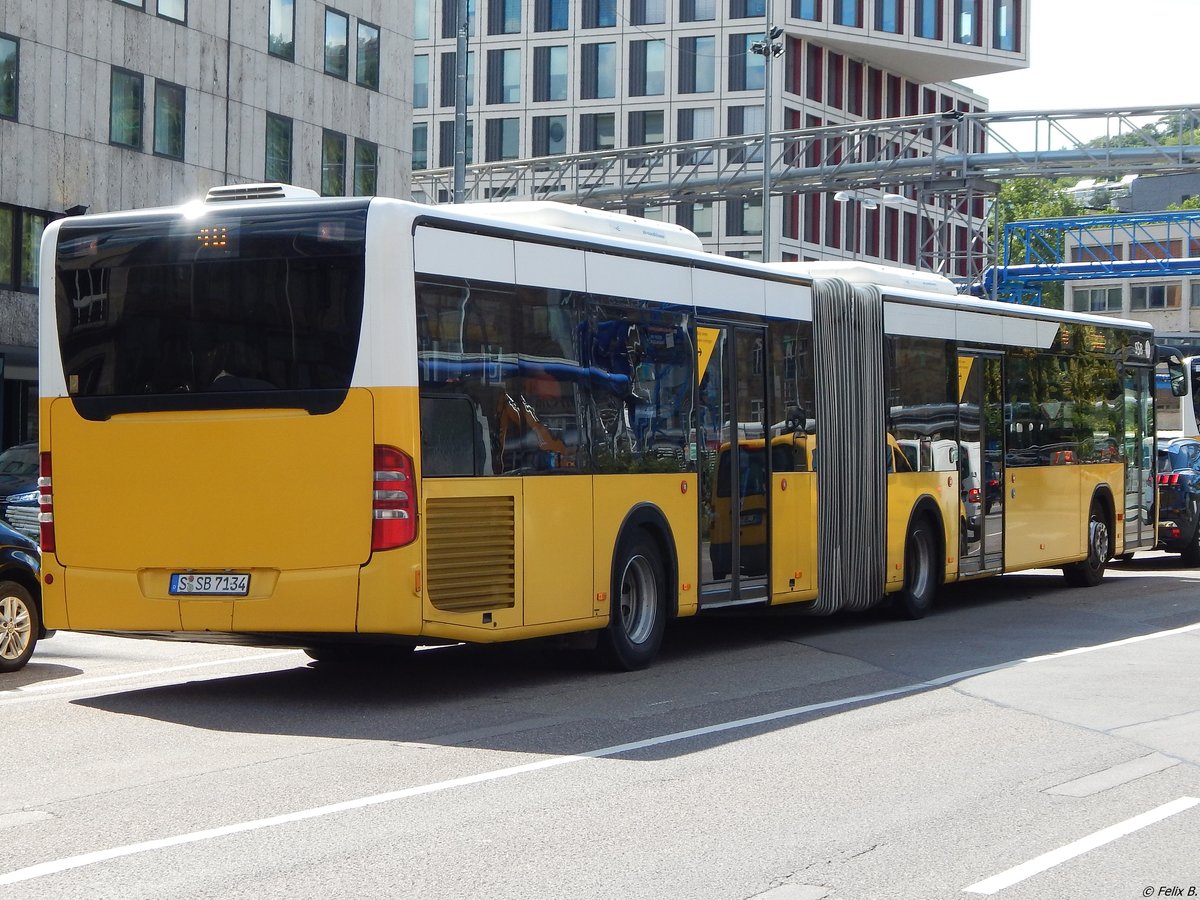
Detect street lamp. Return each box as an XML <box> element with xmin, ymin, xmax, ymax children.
<box><xmin>749</xmin><ymin>14</ymin><xmax>784</xmax><ymax>262</ymax></box>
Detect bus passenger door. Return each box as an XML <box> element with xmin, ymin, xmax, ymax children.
<box><xmin>1123</xmin><ymin>365</ymin><xmax>1155</xmax><ymax>550</ymax></box>
<box><xmin>958</xmin><ymin>352</ymin><xmax>1004</xmax><ymax>576</ymax></box>
<box><xmin>697</xmin><ymin>323</ymin><xmax>770</xmax><ymax>605</ymax></box>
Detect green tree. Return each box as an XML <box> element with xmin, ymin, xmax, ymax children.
<box><xmin>989</xmin><ymin>178</ymin><xmax>1082</xmax><ymax>307</ymax></box>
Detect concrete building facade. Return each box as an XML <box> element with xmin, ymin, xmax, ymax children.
<box><xmin>0</xmin><ymin>0</ymin><xmax>413</xmax><ymax>448</ymax></box>
<box><xmin>411</xmin><ymin>0</ymin><xmax>1029</xmax><ymax>263</ymax></box>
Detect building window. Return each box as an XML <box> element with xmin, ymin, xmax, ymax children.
<box><xmin>792</xmin><ymin>0</ymin><xmax>821</xmax><ymax>18</ymax></box>
<box><xmin>533</xmin><ymin>46</ymin><xmax>568</xmax><ymax>102</ymax></box>
<box><xmin>0</xmin><ymin>206</ymin><xmax>50</xmax><ymax>293</ymax></box>
<box><xmin>678</xmin><ymin>36</ymin><xmax>715</xmax><ymax>94</ymax></box>
<box><xmin>324</xmin><ymin>10</ymin><xmax>349</xmax><ymax>78</ymax></box>
<box><xmin>915</xmin><ymin>0</ymin><xmax>941</xmax><ymax>38</ymax></box>
<box><xmin>875</xmin><ymin>0</ymin><xmax>901</xmax><ymax>32</ymax></box>
<box><xmin>1130</xmin><ymin>283</ymin><xmax>1182</xmax><ymax>310</ymax></box>
<box><xmin>728</xmin><ymin>104</ymin><xmax>764</xmax><ymax>162</ymax></box>
<box><xmin>414</xmin><ymin>56</ymin><xmax>429</xmax><ymax>107</ymax></box>
<box><xmin>677</xmin><ymin>107</ymin><xmax>714</xmax><ymax>163</ymax></box>
<box><xmin>109</xmin><ymin>68</ymin><xmax>143</xmax><ymax>149</ymax></box>
<box><xmin>729</xmin><ymin>34</ymin><xmax>764</xmax><ymax>92</ymax></box>
<box><xmin>265</xmin><ymin>113</ymin><xmax>292</xmax><ymax>182</ymax></box>
<box><xmin>727</xmin><ymin>197</ymin><xmax>763</xmax><ymax>237</ymax></box>
<box><xmin>440</xmin><ymin>51</ymin><xmax>476</xmax><ymax>106</ymax></box>
<box><xmin>629</xmin><ymin>39</ymin><xmax>665</xmax><ymax>97</ymax></box>
<box><xmin>353</xmin><ymin>138</ymin><xmax>377</xmax><ymax>195</ymax></box>
<box><xmin>442</xmin><ymin>0</ymin><xmax>477</xmax><ymax>38</ymax></box>
<box><xmin>680</xmin><ymin>0</ymin><xmax>716</xmax><ymax>21</ymax></box>
<box><xmin>356</xmin><ymin>22</ymin><xmax>380</xmax><ymax>89</ymax></box>
<box><xmin>954</xmin><ymin>0</ymin><xmax>981</xmax><ymax>45</ymax></box>
<box><xmin>580</xmin><ymin>112</ymin><xmax>615</xmax><ymax>151</ymax></box>
<box><xmin>158</xmin><ymin>0</ymin><xmax>186</xmax><ymax>23</ymax></box>
<box><xmin>676</xmin><ymin>202</ymin><xmax>713</xmax><ymax>237</ymax></box>
<box><xmin>534</xmin><ymin>0</ymin><xmax>569</xmax><ymax>30</ymax></box>
<box><xmin>631</xmin><ymin>0</ymin><xmax>665</xmax><ymax>25</ymax></box>
<box><xmin>532</xmin><ymin>115</ymin><xmax>567</xmax><ymax>155</ymax></box>
<box><xmin>414</xmin><ymin>0</ymin><xmax>431</xmax><ymax>39</ymax></box>
<box><xmin>834</xmin><ymin>0</ymin><xmax>862</xmax><ymax>27</ymax></box>
<box><xmin>0</xmin><ymin>35</ymin><xmax>17</xmax><ymax>120</ymax></box>
<box><xmin>580</xmin><ymin>42</ymin><xmax>616</xmax><ymax>99</ymax></box>
<box><xmin>485</xmin><ymin>117</ymin><xmax>520</xmax><ymax>161</ymax></box>
<box><xmin>488</xmin><ymin>0</ymin><xmax>521</xmax><ymax>34</ymax></box>
<box><xmin>582</xmin><ymin>0</ymin><xmax>616</xmax><ymax>28</ymax></box>
<box><xmin>438</xmin><ymin>120</ymin><xmax>475</xmax><ymax>167</ymax></box>
<box><xmin>321</xmin><ymin>129</ymin><xmax>346</xmax><ymax>196</ymax></box>
<box><xmin>1191</xmin><ymin>283</ymin><xmax>1200</xmax><ymax>308</ymax></box>
<box><xmin>268</xmin><ymin>0</ymin><xmax>294</xmax><ymax>60</ymax></box>
<box><xmin>629</xmin><ymin>109</ymin><xmax>664</xmax><ymax>147</ymax></box>
<box><xmin>994</xmin><ymin>0</ymin><xmax>1020</xmax><ymax>51</ymax></box>
<box><xmin>1073</xmin><ymin>287</ymin><xmax>1122</xmax><ymax>313</ymax></box>
<box><xmin>152</xmin><ymin>80</ymin><xmax>185</xmax><ymax>159</ymax></box>
<box><xmin>412</xmin><ymin>122</ymin><xmax>428</xmax><ymax>170</ymax></box>
<box><xmin>730</xmin><ymin>0</ymin><xmax>765</xmax><ymax>16</ymax></box>
<box><xmin>486</xmin><ymin>48</ymin><xmax>521</xmax><ymax>104</ymax></box>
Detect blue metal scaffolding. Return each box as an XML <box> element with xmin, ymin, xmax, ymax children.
<box><xmin>978</xmin><ymin>209</ymin><xmax>1200</xmax><ymax>304</ymax></box>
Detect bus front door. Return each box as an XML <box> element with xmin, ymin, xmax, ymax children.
<box><xmin>958</xmin><ymin>352</ymin><xmax>1004</xmax><ymax>576</ymax></box>
<box><xmin>697</xmin><ymin>323</ymin><xmax>770</xmax><ymax>606</ymax></box>
<box><xmin>1123</xmin><ymin>365</ymin><xmax>1155</xmax><ymax>551</ymax></box>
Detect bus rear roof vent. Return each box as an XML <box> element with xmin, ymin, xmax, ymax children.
<box><xmin>205</xmin><ymin>183</ymin><xmax>321</xmax><ymax>203</ymax></box>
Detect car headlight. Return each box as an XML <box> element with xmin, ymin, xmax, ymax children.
<box><xmin>3</xmin><ymin>490</ymin><xmax>38</xmax><ymax>504</ymax></box>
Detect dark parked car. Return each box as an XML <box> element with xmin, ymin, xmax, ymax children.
<box><xmin>0</xmin><ymin>441</ymin><xmax>39</xmax><ymax>544</ymax></box>
<box><xmin>0</xmin><ymin>518</ymin><xmax>43</xmax><ymax>672</ymax></box>
<box><xmin>1157</xmin><ymin>437</ymin><xmax>1200</xmax><ymax>564</ymax></box>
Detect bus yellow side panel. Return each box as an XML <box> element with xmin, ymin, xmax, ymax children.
<box><xmin>522</xmin><ymin>476</ymin><xmax>596</xmax><ymax>627</ymax></box>
<box><xmin>770</xmin><ymin>471</ymin><xmax>815</xmax><ymax>602</ymax></box>
<box><xmin>357</xmin><ymin>385</ymin><xmax>425</xmax><ymax>637</ymax></box>
<box><xmin>592</xmin><ymin>473</ymin><xmax>698</xmax><ymax>618</ymax></box>
<box><xmin>1005</xmin><ymin>466</ymin><xmax>1082</xmax><ymax>570</ymax></box>
<box><xmin>885</xmin><ymin>472</ymin><xmax>959</xmax><ymax>589</ymax></box>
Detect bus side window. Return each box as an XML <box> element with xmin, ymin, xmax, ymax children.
<box><xmin>420</xmin><ymin>395</ymin><xmax>487</xmax><ymax>477</ymax></box>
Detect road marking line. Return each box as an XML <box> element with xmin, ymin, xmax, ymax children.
<box><xmin>3</xmin><ymin>621</ymin><xmax>1199</xmax><ymax>886</ymax></box>
<box><xmin>963</xmin><ymin>796</ymin><xmax>1200</xmax><ymax>895</ymax></box>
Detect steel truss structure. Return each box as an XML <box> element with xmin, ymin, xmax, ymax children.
<box><xmin>412</xmin><ymin>105</ymin><xmax>1200</xmax><ymax>282</ymax></box>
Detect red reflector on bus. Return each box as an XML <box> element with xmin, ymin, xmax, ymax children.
<box><xmin>38</xmin><ymin>452</ymin><xmax>55</xmax><ymax>554</ymax></box>
<box><xmin>372</xmin><ymin>445</ymin><xmax>416</xmax><ymax>551</ymax></box>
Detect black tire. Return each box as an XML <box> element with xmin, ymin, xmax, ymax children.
<box><xmin>304</xmin><ymin>642</ymin><xmax>415</xmax><ymax>666</ymax></box>
<box><xmin>1063</xmin><ymin>501</ymin><xmax>1110</xmax><ymax>587</ymax></box>
<box><xmin>597</xmin><ymin>530</ymin><xmax>667</xmax><ymax>671</ymax></box>
<box><xmin>893</xmin><ymin>516</ymin><xmax>939</xmax><ymax>620</ymax></box>
<box><xmin>0</xmin><ymin>581</ymin><xmax>39</xmax><ymax>673</ymax></box>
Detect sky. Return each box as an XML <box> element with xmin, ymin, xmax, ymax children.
<box><xmin>956</xmin><ymin>0</ymin><xmax>1200</xmax><ymax>112</ymax></box>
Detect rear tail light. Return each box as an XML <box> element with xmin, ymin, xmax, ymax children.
<box><xmin>1157</xmin><ymin>473</ymin><xmax>1182</xmax><ymax>486</ymax></box>
<box><xmin>967</xmin><ymin>487</ymin><xmax>981</xmax><ymax>503</ymax></box>
<box><xmin>38</xmin><ymin>452</ymin><xmax>55</xmax><ymax>553</ymax></box>
<box><xmin>372</xmin><ymin>445</ymin><xmax>416</xmax><ymax>551</ymax></box>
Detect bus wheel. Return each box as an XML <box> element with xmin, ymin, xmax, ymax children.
<box><xmin>598</xmin><ymin>531</ymin><xmax>666</xmax><ymax>671</ymax></box>
<box><xmin>894</xmin><ymin>516</ymin><xmax>938</xmax><ymax>620</ymax></box>
<box><xmin>1063</xmin><ymin>502</ymin><xmax>1109</xmax><ymax>587</ymax></box>
<box><xmin>0</xmin><ymin>582</ymin><xmax>38</xmax><ymax>673</ymax></box>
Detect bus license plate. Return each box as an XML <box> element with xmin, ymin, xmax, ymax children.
<box><xmin>169</xmin><ymin>573</ymin><xmax>250</xmax><ymax>596</ymax></box>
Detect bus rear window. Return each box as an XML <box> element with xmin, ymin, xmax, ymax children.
<box><xmin>53</xmin><ymin>202</ymin><xmax>368</xmax><ymax>418</ymax></box>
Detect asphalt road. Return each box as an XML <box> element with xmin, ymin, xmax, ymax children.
<box><xmin>2</xmin><ymin>553</ymin><xmax>1198</xmax><ymax>900</ymax></box>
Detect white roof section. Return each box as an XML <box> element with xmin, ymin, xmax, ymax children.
<box><xmin>770</xmin><ymin>260</ymin><xmax>959</xmax><ymax>296</ymax></box>
<box><xmin>466</xmin><ymin>201</ymin><xmax>705</xmax><ymax>252</ymax></box>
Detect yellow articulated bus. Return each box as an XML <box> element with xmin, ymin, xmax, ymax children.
<box><xmin>35</xmin><ymin>186</ymin><xmax>1181</xmax><ymax>669</ymax></box>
